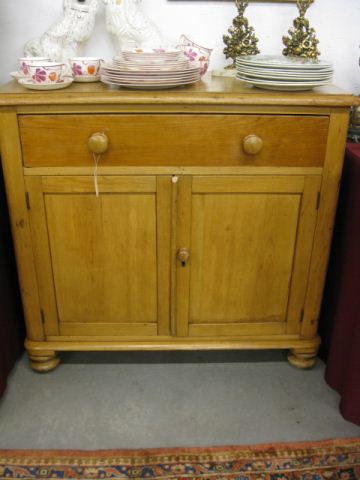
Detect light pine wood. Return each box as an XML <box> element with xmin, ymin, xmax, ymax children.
<box><xmin>19</xmin><ymin>114</ymin><xmax>328</xmax><ymax>168</ymax></box>
<box><xmin>28</xmin><ymin>351</ymin><xmax>60</xmax><ymax>373</ymax></box>
<box><xmin>0</xmin><ymin>77</ymin><xmax>356</xmax><ymax>108</ymax></box>
<box><xmin>192</xmin><ymin>175</ymin><xmax>305</xmax><ymax>193</ymax></box>
<box><xmin>301</xmin><ymin>112</ymin><xmax>350</xmax><ymax>339</ymax></box>
<box><xmin>288</xmin><ymin>347</ymin><xmax>319</xmax><ymax>369</ymax></box>
<box><xmin>0</xmin><ymin>110</ymin><xmax>44</xmax><ymax>341</ymax></box>
<box><xmin>45</xmin><ymin>185</ymin><xmax>158</xmax><ymax>327</ymax></box>
<box><xmin>42</xmin><ymin>175</ymin><xmax>156</xmax><ymax>193</ymax></box>
<box><xmin>25</xmin><ymin>176</ymin><xmax>59</xmax><ymax>336</ymax></box>
<box><xmin>286</xmin><ymin>176</ymin><xmax>321</xmax><ymax>334</ymax></box>
<box><xmin>23</xmin><ymin>166</ymin><xmax>324</xmax><ymax>176</ymax></box>
<box><xmin>156</xmin><ymin>176</ymin><xmax>172</xmax><ymax>336</ymax></box>
<box><xmin>178</xmin><ymin>175</ymin><xmax>319</xmax><ymax>338</ymax></box>
<box><xmin>0</xmin><ymin>76</ymin><xmax>355</xmax><ymax>371</ymax></box>
<box><xmin>175</xmin><ymin>176</ymin><xmax>192</xmax><ymax>337</ymax></box>
<box><xmin>26</xmin><ymin>335</ymin><xmax>321</xmax><ymax>351</ymax></box>
<box><xmin>60</xmin><ymin>323</ymin><xmax>157</xmax><ymax>337</ymax></box>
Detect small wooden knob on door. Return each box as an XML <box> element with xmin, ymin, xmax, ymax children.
<box><xmin>88</xmin><ymin>132</ymin><xmax>109</xmax><ymax>154</ymax></box>
<box><xmin>242</xmin><ymin>134</ymin><xmax>264</xmax><ymax>155</ymax></box>
<box><xmin>177</xmin><ymin>248</ymin><xmax>190</xmax><ymax>267</ymax></box>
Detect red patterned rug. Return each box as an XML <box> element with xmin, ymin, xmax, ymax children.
<box><xmin>0</xmin><ymin>438</ymin><xmax>359</xmax><ymax>479</ymax></box>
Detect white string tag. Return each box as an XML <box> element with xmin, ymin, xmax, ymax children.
<box><xmin>93</xmin><ymin>152</ymin><xmax>101</xmax><ymax>197</ymax></box>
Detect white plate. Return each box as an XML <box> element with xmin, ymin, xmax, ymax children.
<box><xmin>18</xmin><ymin>78</ymin><xmax>74</xmax><ymax>90</ymax></box>
<box><xmin>102</xmin><ymin>71</ymin><xmax>200</xmax><ymax>79</ymax></box>
<box><xmin>236</xmin><ymin>75</ymin><xmax>329</xmax><ymax>91</ymax></box>
<box><xmin>112</xmin><ymin>62</ymin><xmax>190</xmax><ymax>71</ymax></box>
<box><xmin>121</xmin><ymin>48</ymin><xmax>181</xmax><ymax>54</ymax></box>
<box><xmin>236</xmin><ymin>65</ymin><xmax>333</xmax><ymax>78</ymax></box>
<box><xmin>236</xmin><ymin>61</ymin><xmax>333</xmax><ymax>73</ymax></box>
<box><xmin>101</xmin><ymin>74</ymin><xmax>200</xmax><ymax>84</ymax></box>
<box><xmin>237</xmin><ymin>69</ymin><xmax>333</xmax><ymax>82</ymax></box>
<box><xmin>73</xmin><ymin>75</ymin><xmax>100</xmax><ymax>83</ymax></box>
<box><xmin>101</xmin><ymin>77</ymin><xmax>200</xmax><ymax>89</ymax></box>
<box><xmin>236</xmin><ymin>55</ymin><xmax>332</xmax><ymax>70</ymax></box>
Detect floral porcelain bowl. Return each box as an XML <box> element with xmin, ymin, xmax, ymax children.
<box><xmin>18</xmin><ymin>57</ymin><xmax>51</xmax><ymax>77</ymax></box>
<box><xmin>178</xmin><ymin>34</ymin><xmax>212</xmax><ymax>77</ymax></box>
<box><xmin>27</xmin><ymin>61</ymin><xmax>68</xmax><ymax>84</ymax></box>
<box><xmin>70</xmin><ymin>57</ymin><xmax>102</xmax><ymax>82</ymax></box>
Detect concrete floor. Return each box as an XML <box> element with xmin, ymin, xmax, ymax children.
<box><xmin>0</xmin><ymin>350</ymin><xmax>358</xmax><ymax>449</ymax></box>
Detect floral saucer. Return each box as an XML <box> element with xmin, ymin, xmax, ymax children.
<box><xmin>10</xmin><ymin>71</ymin><xmax>24</xmax><ymax>81</ymax></box>
<box><xmin>73</xmin><ymin>74</ymin><xmax>100</xmax><ymax>83</ymax></box>
<box><xmin>18</xmin><ymin>78</ymin><xmax>74</xmax><ymax>90</ymax></box>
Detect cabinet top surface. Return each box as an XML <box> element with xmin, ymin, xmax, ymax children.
<box><xmin>0</xmin><ymin>75</ymin><xmax>356</xmax><ymax>108</ymax></box>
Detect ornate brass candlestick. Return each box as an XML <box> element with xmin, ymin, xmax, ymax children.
<box><xmin>283</xmin><ymin>0</ymin><xmax>320</xmax><ymax>59</ymax></box>
<box><xmin>223</xmin><ymin>0</ymin><xmax>260</xmax><ymax>69</ymax></box>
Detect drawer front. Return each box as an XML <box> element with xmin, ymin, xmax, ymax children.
<box><xmin>19</xmin><ymin>114</ymin><xmax>329</xmax><ymax>167</ymax></box>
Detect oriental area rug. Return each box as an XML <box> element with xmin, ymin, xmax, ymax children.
<box><xmin>0</xmin><ymin>438</ymin><xmax>359</xmax><ymax>480</ymax></box>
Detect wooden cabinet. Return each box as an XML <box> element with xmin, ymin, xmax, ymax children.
<box><xmin>0</xmin><ymin>77</ymin><xmax>354</xmax><ymax>372</ymax></box>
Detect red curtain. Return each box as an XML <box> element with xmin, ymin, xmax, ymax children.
<box><xmin>321</xmin><ymin>143</ymin><xmax>360</xmax><ymax>426</ymax></box>
<box><xmin>0</xmin><ymin>165</ymin><xmax>24</xmax><ymax>398</ymax></box>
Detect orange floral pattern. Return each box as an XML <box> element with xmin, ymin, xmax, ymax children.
<box><xmin>0</xmin><ymin>438</ymin><xmax>359</xmax><ymax>479</ymax></box>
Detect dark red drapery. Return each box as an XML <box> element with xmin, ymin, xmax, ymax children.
<box><xmin>321</xmin><ymin>143</ymin><xmax>360</xmax><ymax>426</ymax></box>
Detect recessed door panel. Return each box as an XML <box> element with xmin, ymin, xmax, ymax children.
<box><xmin>26</xmin><ymin>176</ymin><xmax>171</xmax><ymax>337</ymax></box>
<box><xmin>175</xmin><ymin>175</ymin><xmax>320</xmax><ymax>337</ymax></box>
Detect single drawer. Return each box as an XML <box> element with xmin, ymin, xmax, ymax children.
<box><xmin>19</xmin><ymin>114</ymin><xmax>329</xmax><ymax>167</ymax></box>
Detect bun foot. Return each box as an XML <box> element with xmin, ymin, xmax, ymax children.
<box><xmin>28</xmin><ymin>351</ymin><xmax>60</xmax><ymax>373</ymax></box>
<box><xmin>288</xmin><ymin>347</ymin><xmax>318</xmax><ymax>369</ymax></box>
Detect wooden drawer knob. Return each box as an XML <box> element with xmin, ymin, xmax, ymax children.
<box><xmin>88</xmin><ymin>132</ymin><xmax>109</xmax><ymax>154</ymax></box>
<box><xmin>243</xmin><ymin>134</ymin><xmax>264</xmax><ymax>155</ymax></box>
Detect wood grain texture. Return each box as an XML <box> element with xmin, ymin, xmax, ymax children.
<box><xmin>156</xmin><ymin>176</ymin><xmax>172</xmax><ymax>336</ymax></box>
<box><xmin>0</xmin><ymin>77</ymin><xmax>356</xmax><ymax>107</ymax></box>
<box><xmin>26</xmin><ymin>336</ymin><xmax>321</xmax><ymax>352</ymax></box>
<box><xmin>19</xmin><ymin>114</ymin><xmax>328</xmax><ymax>167</ymax></box>
<box><xmin>186</xmin><ymin>176</ymin><xmax>307</xmax><ymax>334</ymax></box>
<box><xmin>302</xmin><ymin>112</ymin><xmax>350</xmax><ymax>338</ymax></box>
<box><xmin>286</xmin><ymin>176</ymin><xmax>321</xmax><ymax>334</ymax></box>
<box><xmin>175</xmin><ymin>176</ymin><xmax>192</xmax><ymax>337</ymax></box>
<box><xmin>0</xmin><ymin>110</ymin><xmax>44</xmax><ymax>341</ymax></box>
<box><xmin>25</xmin><ymin>177</ymin><xmax>59</xmax><ymax>336</ymax></box>
<box><xmin>24</xmin><ymin>166</ymin><xmax>324</xmax><ymax>177</ymax></box>
<box><xmin>45</xmin><ymin>190</ymin><xmax>158</xmax><ymax>327</ymax></box>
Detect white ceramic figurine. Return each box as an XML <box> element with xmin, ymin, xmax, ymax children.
<box><xmin>103</xmin><ymin>0</ymin><xmax>163</xmax><ymax>51</ymax></box>
<box><xmin>24</xmin><ymin>0</ymin><xmax>99</xmax><ymax>62</ymax></box>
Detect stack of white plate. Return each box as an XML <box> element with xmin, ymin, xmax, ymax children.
<box><xmin>236</xmin><ymin>55</ymin><xmax>334</xmax><ymax>91</ymax></box>
<box><xmin>101</xmin><ymin>48</ymin><xmax>201</xmax><ymax>89</ymax></box>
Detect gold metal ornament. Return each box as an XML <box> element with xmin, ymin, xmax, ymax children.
<box><xmin>283</xmin><ymin>0</ymin><xmax>320</xmax><ymax>59</ymax></box>
<box><xmin>223</xmin><ymin>0</ymin><xmax>260</xmax><ymax>69</ymax></box>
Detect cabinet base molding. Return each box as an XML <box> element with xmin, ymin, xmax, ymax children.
<box><xmin>25</xmin><ymin>337</ymin><xmax>320</xmax><ymax>371</ymax></box>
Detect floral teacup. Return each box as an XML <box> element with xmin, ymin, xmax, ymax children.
<box><xmin>178</xmin><ymin>34</ymin><xmax>212</xmax><ymax>76</ymax></box>
<box><xmin>18</xmin><ymin>57</ymin><xmax>51</xmax><ymax>77</ymax></box>
<box><xmin>70</xmin><ymin>57</ymin><xmax>102</xmax><ymax>82</ymax></box>
<box><xmin>27</xmin><ymin>62</ymin><xmax>67</xmax><ymax>84</ymax></box>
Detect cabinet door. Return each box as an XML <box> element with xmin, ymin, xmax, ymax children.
<box><xmin>175</xmin><ymin>175</ymin><xmax>321</xmax><ymax>337</ymax></box>
<box><xmin>25</xmin><ymin>176</ymin><xmax>171</xmax><ymax>337</ymax></box>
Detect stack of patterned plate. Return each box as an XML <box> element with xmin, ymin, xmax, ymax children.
<box><xmin>100</xmin><ymin>48</ymin><xmax>201</xmax><ymax>89</ymax></box>
<box><xmin>236</xmin><ymin>55</ymin><xmax>334</xmax><ymax>91</ymax></box>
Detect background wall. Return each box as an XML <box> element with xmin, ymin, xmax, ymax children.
<box><xmin>0</xmin><ymin>0</ymin><xmax>359</xmax><ymax>93</ymax></box>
